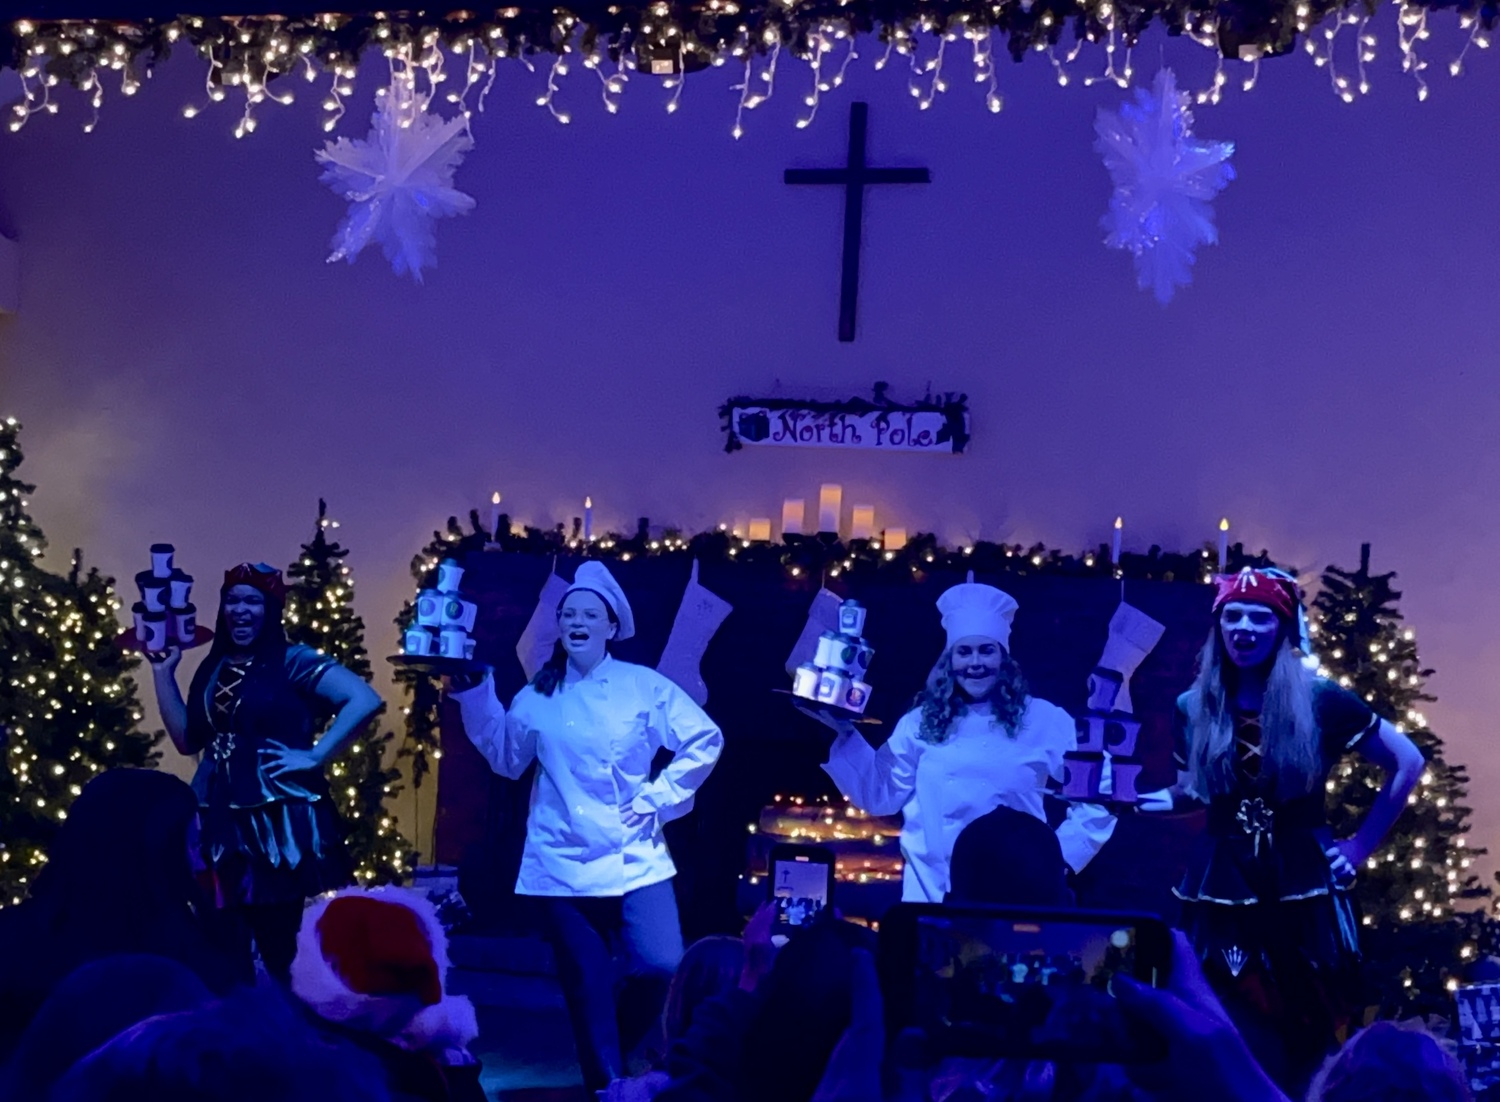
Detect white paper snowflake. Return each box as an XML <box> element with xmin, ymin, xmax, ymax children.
<box><xmin>316</xmin><ymin>71</ymin><xmax>475</xmax><ymax>282</ymax></box>
<box><xmin>1094</xmin><ymin>69</ymin><xmax>1235</xmax><ymax>305</ymax></box>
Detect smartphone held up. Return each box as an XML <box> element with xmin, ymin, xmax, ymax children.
<box><xmin>768</xmin><ymin>843</ymin><xmax>835</xmax><ymax>946</ymax></box>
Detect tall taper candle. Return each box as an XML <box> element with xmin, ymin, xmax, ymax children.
<box><xmin>1111</xmin><ymin>517</ymin><xmax>1123</xmax><ymax>566</ymax></box>
<box><xmin>489</xmin><ymin>492</ymin><xmax>502</xmax><ymax>539</ymax></box>
<box><xmin>584</xmin><ymin>496</ymin><xmax>594</xmax><ymax>542</ymax></box>
<box><xmin>1218</xmin><ymin>518</ymin><xmax>1230</xmax><ymax>573</ymax></box>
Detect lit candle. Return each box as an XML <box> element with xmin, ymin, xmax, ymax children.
<box><xmin>584</xmin><ymin>496</ymin><xmax>594</xmax><ymax>542</ymax></box>
<box><xmin>489</xmin><ymin>491</ymin><xmax>502</xmax><ymax>539</ymax></box>
<box><xmin>782</xmin><ymin>498</ymin><xmax>805</xmax><ymax>537</ymax></box>
<box><xmin>1218</xmin><ymin>517</ymin><xmax>1230</xmax><ymax>573</ymax></box>
<box><xmin>818</xmin><ymin>484</ymin><xmax>843</xmax><ymax>534</ymax></box>
<box><xmin>1111</xmin><ymin>516</ymin><xmax>1123</xmax><ymax>566</ymax></box>
<box><xmin>884</xmin><ymin>527</ymin><xmax>907</xmax><ymax>551</ymax></box>
<box><xmin>850</xmin><ymin>505</ymin><xmax>875</xmax><ymax>541</ymax></box>
<box><xmin>748</xmin><ymin>517</ymin><xmax>772</xmax><ymax>542</ymax></box>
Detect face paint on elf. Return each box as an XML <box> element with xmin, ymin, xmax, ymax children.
<box><xmin>222</xmin><ymin>584</ymin><xmax>267</xmax><ymax>649</ymax></box>
<box><xmin>951</xmin><ymin>635</ymin><xmax>1004</xmax><ymax>700</ymax></box>
<box><xmin>1218</xmin><ymin>600</ymin><xmax>1281</xmax><ymax>669</ymax></box>
<box><xmin>558</xmin><ymin>589</ymin><xmax>617</xmax><ymax>668</ymax></box>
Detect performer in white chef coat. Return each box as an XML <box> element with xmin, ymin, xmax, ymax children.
<box><xmin>447</xmin><ymin>561</ymin><xmax>723</xmax><ymax>1090</ymax></box>
<box><xmin>816</xmin><ymin>580</ymin><xmax>1117</xmax><ymax>903</ymax></box>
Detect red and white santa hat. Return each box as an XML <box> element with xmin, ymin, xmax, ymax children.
<box><xmin>290</xmin><ymin>886</ymin><xmax>478</xmax><ymax>1056</ymax></box>
<box><xmin>1211</xmin><ymin>567</ymin><xmax>1301</xmax><ymax>625</ymax></box>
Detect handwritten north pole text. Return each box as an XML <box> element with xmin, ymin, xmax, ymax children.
<box><xmin>729</xmin><ymin>405</ymin><xmax>964</xmax><ymax>453</ymax></box>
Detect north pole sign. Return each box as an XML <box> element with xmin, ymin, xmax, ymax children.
<box><xmin>719</xmin><ymin>389</ymin><xmax>969</xmax><ymax>454</ymax></box>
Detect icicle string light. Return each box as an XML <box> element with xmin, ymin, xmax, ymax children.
<box><xmin>6</xmin><ymin>0</ymin><xmax>1494</xmax><ymax>135</ymax></box>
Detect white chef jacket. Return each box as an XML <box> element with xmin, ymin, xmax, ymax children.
<box><xmin>453</xmin><ymin>655</ymin><xmax>724</xmax><ymax>897</ymax></box>
<box><xmin>823</xmin><ymin>699</ymin><xmax>1117</xmax><ymax>902</ymax></box>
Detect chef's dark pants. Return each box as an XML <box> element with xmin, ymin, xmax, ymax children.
<box><xmin>540</xmin><ymin>879</ymin><xmax>685</xmax><ymax>1090</ymax></box>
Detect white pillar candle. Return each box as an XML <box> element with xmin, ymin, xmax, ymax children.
<box><xmin>818</xmin><ymin>484</ymin><xmax>842</xmax><ymax>534</ymax></box>
<box><xmin>748</xmin><ymin>518</ymin><xmax>772</xmax><ymax>542</ymax></box>
<box><xmin>884</xmin><ymin>527</ymin><xmax>907</xmax><ymax>551</ymax></box>
<box><xmin>781</xmin><ymin>498</ymin><xmax>805</xmax><ymax>537</ymax></box>
<box><xmin>850</xmin><ymin>505</ymin><xmax>875</xmax><ymax>541</ymax></box>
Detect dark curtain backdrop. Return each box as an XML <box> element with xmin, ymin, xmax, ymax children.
<box><xmin>436</xmin><ymin>553</ymin><xmax>1213</xmax><ymax>937</ymax></box>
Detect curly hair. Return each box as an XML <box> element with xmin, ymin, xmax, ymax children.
<box><xmin>912</xmin><ymin>647</ymin><xmax>1030</xmax><ymax>744</ymax></box>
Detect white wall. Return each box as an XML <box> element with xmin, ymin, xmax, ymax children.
<box><xmin>1</xmin><ymin>21</ymin><xmax>1497</xmax><ymax>864</ymax></box>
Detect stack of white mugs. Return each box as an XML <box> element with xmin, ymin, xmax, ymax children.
<box><xmin>791</xmin><ymin>598</ymin><xmax>874</xmax><ymax>714</ymax></box>
<box><xmin>403</xmin><ymin>558</ymin><xmax>478</xmax><ymax>662</ymax></box>
<box><xmin>130</xmin><ymin>544</ymin><xmax>197</xmax><ymax>652</ymax></box>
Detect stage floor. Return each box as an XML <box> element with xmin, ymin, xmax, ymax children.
<box><xmin>451</xmin><ymin>932</ymin><xmax>587</xmax><ymax>1100</ymax></box>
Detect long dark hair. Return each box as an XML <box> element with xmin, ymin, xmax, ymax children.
<box><xmin>530</xmin><ymin>591</ymin><xmax>619</xmax><ymax>697</ymax></box>
<box><xmin>185</xmin><ymin>586</ymin><xmax>289</xmax><ymax>748</ymax></box>
<box><xmin>1181</xmin><ymin>626</ymin><xmax>1319</xmax><ymax>801</ymax></box>
<box><xmin>912</xmin><ymin>647</ymin><xmax>1030</xmax><ymax>744</ymax></box>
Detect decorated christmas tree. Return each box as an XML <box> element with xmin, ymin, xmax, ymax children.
<box><xmin>0</xmin><ymin>418</ymin><xmax>157</xmax><ymax>905</ymax></box>
<box><xmin>392</xmin><ymin>512</ymin><xmax>490</xmax><ymax>793</ymax></box>
<box><xmin>284</xmin><ymin>499</ymin><xmax>417</xmax><ymax>885</ymax></box>
<box><xmin>1313</xmin><ymin>543</ymin><xmax>1490</xmax><ymax>1014</ymax></box>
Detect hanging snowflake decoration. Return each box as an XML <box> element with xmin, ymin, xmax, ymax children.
<box><xmin>316</xmin><ymin>54</ymin><xmax>476</xmax><ymax>282</ymax></box>
<box><xmin>1094</xmin><ymin>69</ymin><xmax>1235</xmax><ymax>305</ymax></box>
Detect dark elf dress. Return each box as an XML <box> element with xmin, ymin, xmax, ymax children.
<box><xmin>1172</xmin><ymin>678</ymin><xmax>1380</xmax><ymax>1056</ymax></box>
<box><xmin>186</xmin><ymin>644</ymin><xmax>350</xmax><ymax>907</ymax></box>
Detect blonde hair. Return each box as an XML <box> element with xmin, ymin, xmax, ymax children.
<box><xmin>1182</xmin><ymin>629</ymin><xmax>1319</xmax><ymax>801</ymax></box>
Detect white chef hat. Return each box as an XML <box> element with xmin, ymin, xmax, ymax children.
<box><xmin>564</xmin><ymin>561</ymin><xmax>636</xmax><ymax>641</ymax></box>
<box><xmin>937</xmin><ymin>582</ymin><xmax>1019</xmax><ymax>652</ymax></box>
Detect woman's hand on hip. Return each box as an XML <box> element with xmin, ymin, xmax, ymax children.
<box><xmin>621</xmin><ymin>799</ymin><xmax>654</xmax><ymax>832</ymax></box>
<box><xmin>1325</xmin><ymin>840</ymin><xmax>1363</xmax><ymax>886</ymax></box>
<box><xmin>260</xmin><ymin>740</ymin><xmax>323</xmax><ymax>779</ymax></box>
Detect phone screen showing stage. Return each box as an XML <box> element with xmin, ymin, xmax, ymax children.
<box><xmin>771</xmin><ymin>856</ymin><xmax>831</xmax><ymax>936</ymax></box>
<box><xmin>910</xmin><ymin>913</ymin><xmax>1163</xmax><ymax>1062</ymax></box>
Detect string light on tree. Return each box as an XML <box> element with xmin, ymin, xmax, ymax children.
<box><xmin>0</xmin><ymin>419</ymin><xmax>157</xmax><ymax>907</ymax></box>
<box><xmin>284</xmin><ymin>498</ymin><xmax>418</xmax><ymax>884</ymax></box>
<box><xmin>1313</xmin><ymin>542</ymin><xmax>1492</xmax><ymax>1017</ymax></box>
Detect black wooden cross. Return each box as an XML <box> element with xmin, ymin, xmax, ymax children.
<box><xmin>785</xmin><ymin>102</ymin><xmax>931</xmax><ymax>343</ymax></box>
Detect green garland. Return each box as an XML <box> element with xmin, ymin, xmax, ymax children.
<box><xmin>412</xmin><ymin>505</ymin><xmax>1270</xmax><ymax>582</ymax></box>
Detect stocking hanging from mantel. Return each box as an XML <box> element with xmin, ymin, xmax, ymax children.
<box><xmin>655</xmin><ymin>560</ymin><xmax>733</xmax><ymax>707</ymax></box>
<box><xmin>515</xmin><ymin>568</ymin><xmax>570</xmax><ymax>681</ymax></box>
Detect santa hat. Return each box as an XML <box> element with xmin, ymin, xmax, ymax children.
<box><xmin>290</xmin><ymin>886</ymin><xmax>478</xmax><ymax>1057</ymax></box>
<box><xmin>937</xmin><ymin>582</ymin><xmax>1019</xmax><ymax>652</ymax></box>
<box><xmin>564</xmin><ymin>560</ymin><xmax>636</xmax><ymax>640</ymax></box>
<box><xmin>1212</xmin><ymin>567</ymin><xmax>1300</xmax><ymax>625</ymax></box>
